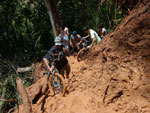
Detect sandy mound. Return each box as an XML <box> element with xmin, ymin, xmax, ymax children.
<box><xmin>16</xmin><ymin>1</ymin><xmax>150</xmax><ymax>113</ymax></box>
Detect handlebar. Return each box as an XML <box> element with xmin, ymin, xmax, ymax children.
<box><xmin>49</xmin><ymin>51</ymin><xmax>64</xmax><ymax>62</ymax></box>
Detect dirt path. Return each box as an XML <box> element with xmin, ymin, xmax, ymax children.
<box><xmin>30</xmin><ymin>56</ymin><xmax>116</xmax><ymax>113</ymax></box>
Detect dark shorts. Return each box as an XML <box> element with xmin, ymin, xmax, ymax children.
<box><xmin>58</xmin><ymin>63</ymin><xmax>70</xmax><ymax>78</ymax></box>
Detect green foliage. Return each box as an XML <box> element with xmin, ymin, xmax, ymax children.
<box><xmin>58</xmin><ymin>0</ymin><xmax>123</xmax><ymax>33</ymax></box>
<box><xmin>0</xmin><ymin>0</ymin><xmax>54</xmax><ymax>60</ymax></box>
<box><xmin>0</xmin><ymin>0</ymin><xmax>54</xmax><ymax>112</ymax></box>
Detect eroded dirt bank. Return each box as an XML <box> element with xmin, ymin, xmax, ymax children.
<box><xmin>16</xmin><ymin>1</ymin><xmax>150</xmax><ymax>113</ymax></box>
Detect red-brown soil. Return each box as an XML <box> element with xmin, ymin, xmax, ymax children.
<box><xmin>16</xmin><ymin>1</ymin><xmax>150</xmax><ymax>113</ymax></box>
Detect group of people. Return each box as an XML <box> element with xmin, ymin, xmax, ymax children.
<box><xmin>70</xmin><ymin>25</ymin><xmax>108</xmax><ymax>52</ymax></box>
<box><xmin>43</xmin><ymin>25</ymin><xmax>108</xmax><ymax>80</ymax></box>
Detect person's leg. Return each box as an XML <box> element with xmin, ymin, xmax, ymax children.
<box><xmin>58</xmin><ymin>63</ymin><xmax>70</xmax><ymax>79</ymax></box>
<box><xmin>58</xmin><ymin>68</ymin><xmax>65</xmax><ymax>77</ymax></box>
<box><xmin>64</xmin><ymin>63</ymin><xmax>71</xmax><ymax>79</ymax></box>
<box><xmin>74</xmin><ymin>47</ymin><xmax>78</xmax><ymax>52</ymax></box>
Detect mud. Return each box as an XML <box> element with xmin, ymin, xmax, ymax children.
<box><xmin>16</xmin><ymin>1</ymin><xmax>150</xmax><ymax>113</ymax></box>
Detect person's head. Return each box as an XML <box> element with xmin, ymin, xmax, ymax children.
<box><xmin>62</xmin><ymin>24</ymin><xmax>66</xmax><ymax>30</ymax></box>
<box><xmin>72</xmin><ymin>31</ymin><xmax>77</xmax><ymax>37</ymax></box>
<box><xmin>83</xmin><ymin>26</ymin><xmax>89</xmax><ymax>34</ymax></box>
<box><xmin>98</xmin><ymin>24</ymin><xmax>103</xmax><ymax>31</ymax></box>
<box><xmin>98</xmin><ymin>24</ymin><xmax>103</xmax><ymax>28</ymax></box>
<box><xmin>54</xmin><ymin>36</ymin><xmax>62</xmax><ymax>49</ymax></box>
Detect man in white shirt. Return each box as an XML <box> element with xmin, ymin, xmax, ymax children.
<box><xmin>98</xmin><ymin>25</ymin><xmax>108</xmax><ymax>39</ymax></box>
<box><xmin>82</xmin><ymin>26</ymin><xmax>101</xmax><ymax>48</ymax></box>
<box><xmin>59</xmin><ymin>26</ymin><xmax>70</xmax><ymax>54</ymax></box>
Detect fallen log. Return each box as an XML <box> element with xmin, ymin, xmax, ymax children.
<box><xmin>16</xmin><ymin>78</ymin><xmax>32</xmax><ymax>113</ymax></box>
<box><xmin>16</xmin><ymin>64</ymin><xmax>35</xmax><ymax>73</ymax></box>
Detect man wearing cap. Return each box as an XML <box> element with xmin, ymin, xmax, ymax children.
<box><xmin>70</xmin><ymin>31</ymin><xmax>83</xmax><ymax>52</ymax></box>
<box><xmin>43</xmin><ymin>36</ymin><xmax>70</xmax><ymax>79</ymax></box>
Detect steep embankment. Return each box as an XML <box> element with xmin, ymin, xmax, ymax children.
<box><xmin>17</xmin><ymin>2</ymin><xmax>150</xmax><ymax>113</ymax></box>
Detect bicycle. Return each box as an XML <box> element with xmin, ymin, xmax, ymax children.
<box><xmin>43</xmin><ymin>51</ymin><xmax>66</xmax><ymax>96</ymax></box>
<box><xmin>77</xmin><ymin>39</ymin><xmax>89</xmax><ymax>62</ymax></box>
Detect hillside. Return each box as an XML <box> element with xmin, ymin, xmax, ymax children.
<box><xmin>16</xmin><ymin>1</ymin><xmax>150</xmax><ymax>113</ymax></box>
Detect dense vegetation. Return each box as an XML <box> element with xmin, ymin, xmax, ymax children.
<box><xmin>0</xmin><ymin>0</ymin><xmax>136</xmax><ymax>112</ymax></box>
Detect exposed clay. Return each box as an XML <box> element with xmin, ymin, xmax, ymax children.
<box><xmin>16</xmin><ymin>2</ymin><xmax>150</xmax><ymax>113</ymax></box>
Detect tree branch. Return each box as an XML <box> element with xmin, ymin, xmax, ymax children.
<box><xmin>124</xmin><ymin>2</ymin><xmax>150</xmax><ymax>26</ymax></box>
<box><xmin>16</xmin><ymin>63</ymin><xmax>35</xmax><ymax>73</ymax></box>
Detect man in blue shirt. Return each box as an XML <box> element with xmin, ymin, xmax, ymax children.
<box><xmin>43</xmin><ymin>36</ymin><xmax>70</xmax><ymax>79</ymax></box>
<box><xmin>70</xmin><ymin>31</ymin><xmax>83</xmax><ymax>52</ymax></box>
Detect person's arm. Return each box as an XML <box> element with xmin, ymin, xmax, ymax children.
<box><xmin>78</xmin><ymin>39</ymin><xmax>83</xmax><ymax>45</ymax></box>
<box><xmin>43</xmin><ymin>46</ymin><xmax>55</xmax><ymax>72</ymax></box>
<box><xmin>82</xmin><ymin>34</ymin><xmax>90</xmax><ymax>39</ymax></box>
<box><xmin>77</xmin><ymin>35</ymin><xmax>83</xmax><ymax>45</ymax></box>
<box><xmin>43</xmin><ymin>58</ymin><xmax>52</xmax><ymax>72</ymax></box>
<box><xmin>87</xmin><ymin>30</ymin><xmax>96</xmax><ymax>48</ymax></box>
<box><xmin>70</xmin><ymin>36</ymin><xmax>74</xmax><ymax>49</ymax></box>
<box><xmin>87</xmin><ymin>38</ymin><xmax>95</xmax><ymax>48</ymax></box>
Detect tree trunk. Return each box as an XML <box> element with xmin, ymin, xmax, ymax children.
<box><xmin>16</xmin><ymin>78</ymin><xmax>32</xmax><ymax>113</ymax></box>
<box><xmin>81</xmin><ymin>0</ymin><xmax>86</xmax><ymax>26</ymax></box>
<box><xmin>44</xmin><ymin>0</ymin><xmax>61</xmax><ymax>37</ymax></box>
<box><xmin>114</xmin><ymin>3</ymin><xmax>117</xmax><ymax>27</ymax></box>
<box><xmin>106</xmin><ymin>1</ymin><xmax>112</xmax><ymax>29</ymax></box>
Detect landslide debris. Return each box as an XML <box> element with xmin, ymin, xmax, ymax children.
<box><xmin>16</xmin><ymin>1</ymin><xmax>150</xmax><ymax>113</ymax></box>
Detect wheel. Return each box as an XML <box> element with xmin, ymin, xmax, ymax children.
<box><xmin>77</xmin><ymin>48</ymin><xmax>88</xmax><ymax>62</ymax></box>
<box><xmin>48</xmin><ymin>73</ymin><xmax>66</xmax><ymax>96</ymax></box>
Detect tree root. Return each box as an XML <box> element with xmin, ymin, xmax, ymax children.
<box><xmin>124</xmin><ymin>2</ymin><xmax>150</xmax><ymax>27</ymax></box>
<box><xmin>107</xmin><ymin>90</ymin><xmax>123</xmax><ymax>104</ymax></box>
<box><xmin>103</xmin><ymin>84</ymin><xmax>110</xmax><ymax>104</ymax></box>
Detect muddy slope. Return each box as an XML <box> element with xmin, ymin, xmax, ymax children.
<box><xmin>17</xmin><ymin>2</ymin><xmax>150</xmax><ymax>113</ymax></box>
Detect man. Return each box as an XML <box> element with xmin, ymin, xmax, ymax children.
<box><xmin>70</xmin><ymin>31</ymin><xmax>83</xmax><ymax>52</ymax></box>
<box><xmin>82</xmin><ymin>26</ymin><xmax>101</xmax><ymax>48</ymax></box>
<box><xmin>43</xmin><ymin>36</ymin><xmax>70</xmax><ymax>79</ymax></box>
<box><xmin>63</xmin><ymin>25</ymin><xmax>69</xmax><ymax>36</ymax></box>
<box><xmin>59</xmin><ymin>26</ymin><xmax>70</xmax><ymax>53</ymax></box>
<box><xmin>98</xmin><ymin>25</ymin><xmax>108</xmax><ymax>39</ymax></box>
